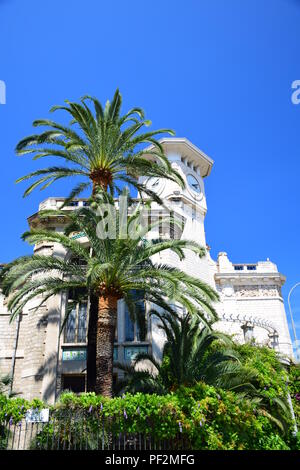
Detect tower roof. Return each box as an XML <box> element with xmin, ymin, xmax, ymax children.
<box><xmin>143</xmin><ymin>137</ymin><xmax>214</xmax><ymax>177</ymax></box>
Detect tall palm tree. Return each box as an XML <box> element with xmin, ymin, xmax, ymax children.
<box><xmin>0</xmin><ymin>193</ymin><xmax>218</xmax><ymax>397</ymax></box>
<box><xmin>115</xmin><ymin>311</ymin><xmax>291</xmax><ymax>431</ymax></box>
<box><xmin>15</xmin><ymin>89</ymin><xmax>184</xmax><ymax>203</ymax></box>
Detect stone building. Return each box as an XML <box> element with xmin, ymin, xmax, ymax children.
<box><xmin>0</xmin><ymin>138</ymin><xmax>293</xmax><ymax>403</ymax></box>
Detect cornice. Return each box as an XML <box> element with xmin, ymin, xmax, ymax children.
<box><xmin>215</xmin><ymin>272</ymin><xmax>286</xmax><ymax>284</ymax></box>
<box><xmin>143</xmin><ymin>137</ymin><xmax>214</xmax><ymax>177</ymax></box>
<box><xmin>28</xmin><ymin>213</ymin><xmax>69</xmax><ymax>229</ymax></box>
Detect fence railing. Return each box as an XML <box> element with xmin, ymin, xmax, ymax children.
<box><xmin>1</xmin><ymin>410</ymin><xmax>190</xmax><ymax>450</ymax></box>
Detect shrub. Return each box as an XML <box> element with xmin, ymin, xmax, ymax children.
<box><xmin>35</xmin><ymin>385</ymin><xmax>296</xmax><ymax>450</ymax></box>
<box><xmin>288</xmin><ymin>364</ymin><xmax>300</xmax><ymax>426</ymax></box>
<box><xmin>0</xmin><ymin>382</ymin><xmax>298</xmax><ymax>450</ymax></box>
<box><xmin>0</xmin><ymin>394</ymin><xmax>43</xmax><ymax>424</ymax></box>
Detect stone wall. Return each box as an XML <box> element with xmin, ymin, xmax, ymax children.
<box><xmin>0</xmin><ymin>292</ymin><xmax>49</xmax><ymax>400</ymax></box>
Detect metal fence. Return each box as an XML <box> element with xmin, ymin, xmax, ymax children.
<box><xmin>0</xmin><ymin>411</ymin><xmax>190</xmax><ymax>450</ymax></box>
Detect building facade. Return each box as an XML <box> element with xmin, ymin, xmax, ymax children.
<box><xmin>0</xmin><ymin>138</ymin><xmax>293</xmax><ymax>403</ymax></box>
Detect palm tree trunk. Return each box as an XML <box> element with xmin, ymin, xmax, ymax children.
<box><xmin>92</xmin><ymin>181</ymin><xmax>108</xmax><ymax>194</ymax></box>
<box><xmin>90</xmin><ymin>169</ymin><xmax>112</xmax><ymax>194</ymax></box>
<box><xmin>87</xmin><ymin>294</ymin><xmax>98</xmax><ymax>392</ymax></box>
<box><xmin>95</xmin><ymin>296</ymin><xmax>118</xmax><ymax>397</ymax></box>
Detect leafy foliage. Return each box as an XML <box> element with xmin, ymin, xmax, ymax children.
<box><xmin>232</xmin><ymin>342</ymin><xmax>297</xmax><ymax>431</ymax></box>
<box><xmin>288</xmin><ymin>363</ymin><xmax>300</xmax><ymax>425</ymax></box>
<box><xmin>115</xmin><ymin>311</ymin><xmax>292</xmax><ymax>432</ymax></box>
<box><xmin>0</xmin><ymin>394</ymin><xmax>43</xmax><ymax>424</ymax></box>
<box><xmin>1</xmin><ymin>386</ymin><xmax>297</xmax><ymax>450</ymax></box>
<box><xmin>15</xmin><ymin>89</ymin><xmax>184</xmax><ymax>203</ymax></box>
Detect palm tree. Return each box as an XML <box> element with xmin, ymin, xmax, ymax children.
<box><xmin>15</xmin><ymin>89</ymin><xmax>184</xmax><ymax>203</ymax></box>
<box><xmin>115</xmin><ymin>311</ymin><xmax>291</xmax><ymax>431</ymax></box>
<box><xmin>115</xmin><ymin>310</ymin><xmax>248</xmax><ymax>393</ymax></box>
<box><xmin>0</xmin><ymin>193</ymin><xmax>218</xmax><ymax>397</ymax></box>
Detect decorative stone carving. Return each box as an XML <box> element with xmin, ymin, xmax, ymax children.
<box><xmin>268</xmin><ymin>332</ymin><xmax>279</xmax><ymax>350</ymax></box>
<box><xmin>219</xmin><ymin>312</ymin><xmax>278</xmax><ymax>335</ymax></box>
<box><xmin>223</xmin><ymin>286</ymin><xmax>234</xmax><ymax>297</ymax></box>
<box><xmin>234</xmin><ymin>285</ymin><xmax>281</xmax><ymax>298</ymax></box>
<box><xmin>241</xmin><ymin>323</ymin><xmax>254</xmax><ymax>342</ymax></box>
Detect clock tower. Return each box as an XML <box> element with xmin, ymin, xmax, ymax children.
<box><xmin>140</xmin><ymin>138</ymin><xmax>216</xmax><ymax>287</ymax></box>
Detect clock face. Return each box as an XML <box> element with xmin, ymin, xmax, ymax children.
<box><xmin>145</xmin><ymin>176</ymin><xmax>165</xmax><ymax>196</ymax></box>
<box><xmin>148</xmin><ymin>177</ymin><xmax>160</xmax><ymax>189</ymax></box>
<box><xmin>187</xmin><ymin>174</ymin><xmax>201</xmax><ymax>194</ymax></box>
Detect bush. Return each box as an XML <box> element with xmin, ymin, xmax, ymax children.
<box><xmin>34</xmin><ymin>386</ymin><xmax>296</xmax><ymax>450</ymax></box>
<box><xmin>0</xmin><ymin>394</ymin><xmax>43</xmax><ymax>424</ymax></box>
<box><xmin>0</xmin><ymin>395</ymin><xmax>44</xmax><ymax>449</ymax></box>
<box><xmin>1</xmin><ymin>382</ymin><xmax>298</xmax><ymax>450</ymax></box>
<box><xmin>288</xmin><ymin>364</ymin><xmax>300</xmax><ymax>426</ymax></box>
<box><xmin>233</xmin><ymin>343</ymin><xmax>289</xmax><ymax>398</ymax></box>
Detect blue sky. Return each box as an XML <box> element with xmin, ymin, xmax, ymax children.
<box><xmin>0</xmin><ymin>0</ymin><xmax>300</xmax><ymax>349</ymax></box>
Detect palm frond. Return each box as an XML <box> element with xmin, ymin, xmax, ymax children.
<box><xmin>15</xmin><ymin>90</ymin><xmax>182</xmax><ymax>201</ymax></box>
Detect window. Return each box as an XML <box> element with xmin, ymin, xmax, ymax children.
<box><xmin>247</xmin><ymin>265</ymin><xmax>257</xmax><ymax>271</ymax></box>
<box><xmin>170</xmin><ymin>211</ymin><xmax>175</xmax><ymax>239</ymax></box>
<box><xmin>64</xmin><ymin>301</ymin><xmax>88</xmax><ymax>343</ymax></box>
<box><xmin>62</xmin><ymin>375</ymin><xmax>85</xmax><ymax>393</ymax></box>
<box><xmin>124</xmin><ymin>291</ymin><xmax>146</xmax><ymax>342</ymax></box>
<box><xmin>159</xmin><ymin>213</ymin><xmax>163</xmax><ymax>237</ymax></box>
<box><xmin>234</xmin><ymin>265</ymin><xmax>244</xmax><ymax>271</ymax></box>
<box><xmin>124</xmin><ymin>345</ymin><xmax>149</xmax><ymax>362</ymax></box>
<box><xmin>125</xmin><ymin>307</ymin><xmax>135</xmax><ymax>341</ymax></box>
<box><xmin>148</xmin><ymin>212</ymin><xmax>152</xmax><ymax>232</ymax></box>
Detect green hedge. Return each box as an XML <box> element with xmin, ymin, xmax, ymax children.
<box><xmin>1</xmin><ymin>383</ymin><xmax>299</xmax><ymax>450</ymax></box>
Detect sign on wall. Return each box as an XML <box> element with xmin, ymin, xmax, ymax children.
<box><xmin>62</xmin><ymin>348</ymin><xmax>87</xmax><ymax>361</ymax></box>
<box><xmin>25</xmin><ymin>408</ymin><xmax>49</xmax><ymax>423</ymax></box>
